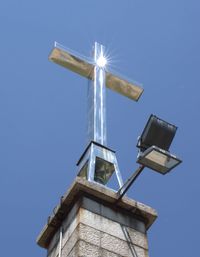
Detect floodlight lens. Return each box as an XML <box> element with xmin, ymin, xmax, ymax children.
<box><xmin>137</xmin><ymin>146</ymin><xmax>182</xmax><ymax>174</ymax></box>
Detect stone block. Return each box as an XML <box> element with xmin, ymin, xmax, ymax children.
<box><xmin>67</xmin><ymin>240</ymin><xmax>122</xmax><ymax>257</ymax></box>
<box><xmin>78</xmin><ymin>208</ymin><xmax>148</xmax><ymax>249</ymax></box>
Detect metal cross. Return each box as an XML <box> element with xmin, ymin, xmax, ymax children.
<box><xmin>49</xmin><ymin>41</ymin><xmax>143</xmax><ymax>189</ymax></box>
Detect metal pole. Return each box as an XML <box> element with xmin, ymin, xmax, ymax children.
<box><xmin>117</xmin><ymin>165</ymin><xmax>145</xmax><ymax>201</ymax></box>
<box><xmin>58</xmin><ymin>226</ymin><xmax>63</xmax><ymax>257</ymax></box>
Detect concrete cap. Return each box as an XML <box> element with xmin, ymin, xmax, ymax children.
<box><xmin>37</xmin><ymin>177</ymin><xmax>157</xmax><ymax>249</ymax></box>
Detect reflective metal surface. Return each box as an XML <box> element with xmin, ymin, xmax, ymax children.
<box><xmin>87</xmin><ymin>42</ymin><xmax>107</xmax><ymax>145</ymax></box>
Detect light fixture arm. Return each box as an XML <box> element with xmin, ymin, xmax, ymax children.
<box><xmin>117</xmin><ymin>165</ymin><xmax>145</xmax><ymax>201</ymax></box>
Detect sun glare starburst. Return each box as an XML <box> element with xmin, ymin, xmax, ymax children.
<box><xmin>96</xmin><ymin>54</ymin><xmax>107</xmax><ymax>68</ymax></box>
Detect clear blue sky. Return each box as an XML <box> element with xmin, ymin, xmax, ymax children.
<box><xmin>0</xmin><ymin>1</ymin><xmax>199</xmax><ymax>257</ymax></box>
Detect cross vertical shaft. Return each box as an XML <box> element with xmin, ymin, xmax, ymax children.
<box><xmin>87</xmin><ymin>42</ymin><xmax>107</xmax><ymax>146</ymax></box>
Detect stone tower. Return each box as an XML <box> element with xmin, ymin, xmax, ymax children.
<box><xmin>37</xmin><ymin>177</ymin><xmax>157</xmax><ymax>257</ymax></box>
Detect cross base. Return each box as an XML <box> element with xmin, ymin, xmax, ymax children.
<box><xmin>77</xmin><ymin>141</ymin><xmax>123</xmax><ymax>189</ymax></box>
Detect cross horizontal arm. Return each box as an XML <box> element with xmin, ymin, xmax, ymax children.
<box><xmin>106</xmin><ymin>71</ymin><xmax>143</xmax><ymax>101</ymax></box>
<box><xmin>49</xmin><ymin>45</ymin><xmax>143</xmax><ymax>101</ymax></box>
<box><xmin>49</xmin><ymin>47</ymin><xmax>94</xmax><ymax>79</ymax></box>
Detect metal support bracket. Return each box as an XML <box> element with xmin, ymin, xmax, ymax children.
<box><xmin>116</xmin><ymin>165</ymin><xmax>145</xmax><ymax>201</ymax></box>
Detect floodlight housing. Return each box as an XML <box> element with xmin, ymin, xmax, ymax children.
<box><xmin>137</xmin><ymin>114</ymin><xmax>177</xmax><ymax>151</ymax></box>
<box><xmin>137</xmin><ymin>114</ymin><xmax>182</xmax><ymax>174</ymax></box>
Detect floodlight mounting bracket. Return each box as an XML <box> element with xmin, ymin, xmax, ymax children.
<box><xmin>116</xmin><ymin>165</ymin><xmax>145</xmax><ymax>201</ymax></box>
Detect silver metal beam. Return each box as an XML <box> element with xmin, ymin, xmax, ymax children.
<box><xmin>86</xmin><ymin>42</ymin><xmax>107</xmax><ymax>145</ymax></box>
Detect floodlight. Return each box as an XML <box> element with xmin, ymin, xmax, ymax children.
<box><xmin>117</xmin><ymin>114</ymin><xmax>182</xmax><ymax>200</ymax></box>
<box><xmin>137</xmin><ymin>114</ymin><xmax>182</xmax><ymax>174</ymax></box>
